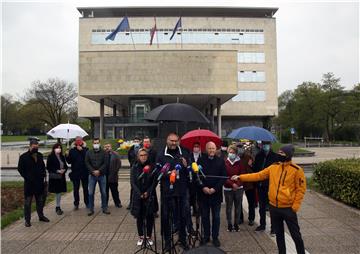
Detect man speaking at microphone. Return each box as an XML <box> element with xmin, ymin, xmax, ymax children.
<box><xmin>197</xmin><ymin>141</ymin><xmax>227</xmax><ymax>247</ymax></box>
<box><xmin>156</xmin><ymin>133</ymin><xmax>190</xmax><ymax>252</ymax></box>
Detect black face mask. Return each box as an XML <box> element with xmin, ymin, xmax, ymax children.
<box><xmin>278</xmin><ymin>154</ymin><xmax>287</xmax><ymax>162</ymax></box>
<box><xmin>31</xmin><ymin>148</ymin><xmax>38</xmax><ymax>154</ymax></box>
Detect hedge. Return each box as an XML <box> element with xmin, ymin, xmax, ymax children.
<box><xmin>313</xmin><ymin>158</ymin><xmax>360</xmax><ymax>208</ymax></box>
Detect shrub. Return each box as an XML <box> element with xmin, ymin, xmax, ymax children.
<box><xmin>313</xmin><ymin>158</ymin><xmax>360</xmax><ymax>208</ymax></box>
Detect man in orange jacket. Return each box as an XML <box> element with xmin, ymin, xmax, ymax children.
<box><xmin>232</xmin><ymin>144</ymin><xmax>306</xmax><ymax>254</ymax></box>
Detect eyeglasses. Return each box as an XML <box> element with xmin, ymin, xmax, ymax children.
<box><xmin>139</xmin><ymin>154</ymin><xmax>148</xmax><ymax>157</ymax></box>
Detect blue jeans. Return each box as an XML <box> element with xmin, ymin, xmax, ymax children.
<box><xmin>88</xmin><ymin>175</ymin><xmax>107</xmax><ymax>211</ymax></box>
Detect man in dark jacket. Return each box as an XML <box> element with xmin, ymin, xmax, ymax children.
<box><xmin>85</xmin><ymin>138</ymin><xmax>109</xmax><ymax>215</ymax></box>
<box><xmin>18</xmin><ymin>139</ymin><xmax>50</xmax><ymax>227</ymax></box>
<box><xmin>104</xmin><ymin>143</ymin><xmax>122</xmax><ymax>208</ymax></box>
<box><xmin>253</xmin><ymin>142</ymin><xmax>279</xmax><ymax>233</ymax></box>
<box><xmin>157</xmin><ymin>133</ymin><xmax>190</xmax><ymax>251</ymax></box>
<box><xmin>127</xmin><ymin>137</ymin><xmax>141</xmax><ymax>210</ymax></box>
<box><xmin>65</xmin><ymin>136</ymin><xmax>89</xmax><ymax>210</ymax></box>
<box><xmin>197</xmin><ymin>141</ymin><xmax>227</xmax><ymax>248</ymax></box>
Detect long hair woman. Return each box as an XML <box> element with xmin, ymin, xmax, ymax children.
<box><xmin>47</xmin><ymin>143</ymin><xmax>68</xmax><ymax>215</ymax></box>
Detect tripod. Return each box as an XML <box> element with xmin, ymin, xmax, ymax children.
<box><xmin>188</xmin><ymin>195</ymin><xmax>203</xmax><ymax>248</ymax></box>
<box><xmin>161</xmin><ymin>195</ymin><xmax>180</xmax><ymax>254</ymax></box>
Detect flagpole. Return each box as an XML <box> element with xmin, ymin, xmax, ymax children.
<box><xmin>155</xmin><ymin>16</ymin><xmax>159</xmax><ymax>49</ymax></box>
<box><xmin>126</xmin><ymin>14</ymin><xmax>135</xmax><ymax>50</ymax></box>
<box><xmin>180</xmin><ymin>16</ymin><xmax>183</xmax><ymax>49</ymax></box>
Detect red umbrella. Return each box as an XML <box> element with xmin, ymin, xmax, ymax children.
<box><xmin>180</xmin><ymin>129</ymin><xmax>222</xmax><ymax>151</ymax></box>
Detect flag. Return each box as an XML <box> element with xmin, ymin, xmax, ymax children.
<box><xmin>150</xmin><ymin>17</ymin><xmax>157</xmax><ymax>45</ymax></box>
<box><xmin>170</xmin><ymin>17</ymin><xmax>182</xmax><ymax>40</ymax></box>
<box><xmin>105</xmin><ymin>16</ymin><xmax>130</xmax><ymax>41</ymax></box>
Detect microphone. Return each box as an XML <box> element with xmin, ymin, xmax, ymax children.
<box><xmin>191</xmin><ymin>162</ymin><xmax>203</xmax><ymax>185</ymax></box>
<box><xmin>187</xmin><ymin>166</ymin><xmax>193</xmax><ymax>183</ymax></box>
<box><xmin>175</xmin><ymin>164</ymin><xmax>182</xmax><ymax>180</ymax></box>
<box><xmin>157</xmin><ymin>163</ymin><xmax>171</xmax><ymax>181</ymax></box>
<box><xmin>169</xmin><ymin>170</ymin><xmax>176</xmax><ymax>189</ymax></box>
<box><xmin>137</xmin><ymin>165</ymin><xmax>151</xmax><ymax>180</ymax></box>
<box><xmin>197</xmin><ymin>164</ymin><xmax>206</xmax><ymax>178</ymax></box>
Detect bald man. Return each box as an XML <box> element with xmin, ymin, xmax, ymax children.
<box><xmin>197</xmin><ymin>142</ymin><xmax>227</xmax><ymax>247</ymax></box>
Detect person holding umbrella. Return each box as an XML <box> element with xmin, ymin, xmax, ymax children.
<box><xmin>231</xmin><ymin>144</ymin><xmax>306</xmax><ymax>254</ymax></box>
<box><xmin>18</xmin><ymin>138</ymin><xmax>50</xmax><ymax>227</ymax></box>
<box><xmin>65</xmin><ymin>136</ymin><xmax>89</xmax><ymax>210</ymax></box>
<box><xmin>47</xmin><ymin>143</ymin><xmax>68</xmax><ymax>215</ymax></box>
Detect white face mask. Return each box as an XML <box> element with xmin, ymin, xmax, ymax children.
<box><xmin>93</xmin><ymin>144</ymin><xmax>100</xmax><ymax>150</ymax></box>
<box><xmin>54</xmin><ymin>148</ymin><xmax>61</xmax><ymax>154</ymax></box>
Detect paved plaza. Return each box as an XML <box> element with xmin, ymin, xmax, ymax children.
<box><xmin>1</xmin><ymin>180</ymin><xmax>360</xmax><ymax>254</ymax></box>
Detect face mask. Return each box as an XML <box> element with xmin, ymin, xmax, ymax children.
<box><xmin>93</xmin><ymin>144</ymin><xmax>100</xmax><ymax>150</ymax></box>
<box><xmin>228</xmin><ymin>153</ymin><xmax>236</xmax><ymax>161</ymax></box>
<box><xmin>208</xmin><ymin>156</ymin><xmax>214</xmax><ymax>160</ymax></box>
<box><xmin>134</xmin><ymin>143</ymin><xmax>140</xmax><ymax>148</ymax></box>
<box><xmin>75</xmin><ymin>140</ymin><xmax>83</xmax><ymax>146</ymax></box>
<box><xmin>143</xmin><ymin>143</ymin><xmax>150</xmax><ymax>149</ymax></box>
<box><xmin>263</xmin><ymin>144</ymin><xmax>270</xmax><ymax>152</ymax></box>
<box><xmin>278</xmin><ymin>154</ymin><xmax>287</xmax><ymax>162</ymax></box>
<box><xmin>193</xmin><ymin>147</ymin><xmax>200</xmax><ymax>153</ymax></box>
<box><xmin>54</xmin><ymin>148</ymin><xmax>61</xmax><ymax>154</ymax></box>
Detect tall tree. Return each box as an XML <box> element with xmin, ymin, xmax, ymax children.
<box><xmin>25</xmin><ymin>78</ymin><xmax>77</xmax><ymax>128</ymax></box>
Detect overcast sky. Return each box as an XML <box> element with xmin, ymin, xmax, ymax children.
<box><xmin>2</xmin><ymin>0</ymin><xmax>359</xmax><ymax>98</ymax></box>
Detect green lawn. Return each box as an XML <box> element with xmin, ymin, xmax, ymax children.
<box><xmin>1</xmin><ymin>135</ymin><xmax>49</xmax><ymax>143</ymax></box>
<box><xmin>1</xmin><ymin>181</ymin><xmax>73</xmax><ymax>229</ymax></box>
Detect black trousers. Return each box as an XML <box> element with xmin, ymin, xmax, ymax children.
<box><xmin>200</xmin><ymin>201</ymin><xmax>221</xmax><ymax>240</ymax></box>
<box><xmin>240</xmin><ymin>189</ymin><xmax>255</xmax><ymax>222</ymax></box>
<box><xmin>161</xmin><ymin>196</ymin><xmax>187</xmax><ymax>245</ymax></box>
<box><xmin>136</xmin><ymin>200</ymin><xmax>155</xmax><ymax>237</ymax></box>
<box><xmin>258</xmin><ymin>184</ymin><xmax>273</xmax><ymax>230</ymax></box>
<box><xmin>270</xmin><ymin>206</ymin><xmax>305</xmax><ymax>254</ymax></box>
<box><xmin>24</xmin><ymin>194</ymin><xmax>44</xmax><ymax>222</ymax></box>
<box><xmin>106</xmin><ymin>182</ymin><xmax>121</xmax><ymax>206</ymax></box>
<box><xmin>72</xmin><ymin>177</ymin><xmax>89</xmax><ymax>207</ymax></box>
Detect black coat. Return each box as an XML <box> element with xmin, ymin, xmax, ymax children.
<box><xmin>253</xmin><ymin>150</ymin><xmax>279</xmax><ymax>187</ymax></box>
<box><xmin>106</xmin><ymin>151</ymin><xmax>121</xmax><ymax>183</ymax></box>
<box><xmin>128</xmin><ymin>145</ymin><xmax>140</xmax><ymax>167</ymax></box>
<box><xmin>130</xmin><ymin>161</ymin><xmax>157</xmax><ymax>218</ymax></box>
<box><xmin>156</xmin><ymin>146</ymin><xmax>190</xmax><ymax>197</ymax></box>
<box><xmin>197</xmin><ymin>155</ymin><xmax>227</xmax><ymax>205</ymax></box>
<box><xmin>66</xmin><ymin>146</ymin><xmax>89</xmax><ymax>180</ymax></box>
<box><xmin>47</xmin><ymin>153</ymin><xmax>68</xmax><ymax>193</ymax></box>
<box><xmin>18</xmin><ymin>151</ymin><xmax>46</xmax><ymax>196</ymax></box>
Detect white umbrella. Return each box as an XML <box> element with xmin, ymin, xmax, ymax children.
<box><xmin>47</xmin><ymin>123</ymin><xmax>88</xmax><ymax>139</ymax></box>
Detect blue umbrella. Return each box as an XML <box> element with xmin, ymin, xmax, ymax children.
<box><xmin>227</xmin><ymin>126</ymin><xmax>277</xmax><ymax>142</ymax></box>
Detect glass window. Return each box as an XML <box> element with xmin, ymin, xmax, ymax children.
<box><xmin>238</xmin><ymin>71</ymin><xmax>266</xmax><ymax>82</ymax></box>
<box><xmin>232</xmin><ymin>91</ymin><xmax>266</xmax><ymax>102</ymax></box>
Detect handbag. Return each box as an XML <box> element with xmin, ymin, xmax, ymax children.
<box><xmin>49</xmin><ymin>172</ymin><xmax>62</xmax><ymax>179</ymax></box>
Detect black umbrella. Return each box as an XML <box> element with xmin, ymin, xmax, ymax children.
<box><xmin>144</xmin><ymin>103</ymin><xmax>210</xmax><ymax>124</ymax></box>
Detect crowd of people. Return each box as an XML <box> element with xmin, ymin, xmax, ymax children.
<box><xmin>18</xmin><ymin>133</ymin><xmax>306</xmax><ymax>254</ymax></box>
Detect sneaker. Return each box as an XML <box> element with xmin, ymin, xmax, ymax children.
<box><xmin>102</xmin><ymin>208</ymin><xmax>111</xmax><ymax>215</ymax></box>
<box><xmin>213</xmin><ymin>238</ymin><xmax>221</xmax><ymax>247</ymax></box>
<box><xmin>126</xmin><ymin>205</ymin><xmax>131</xmax><ymax>210</ymax></box>
<box><xmin>146</xmin><ymin>237</ymin><xmax>153</xmax><ymax>246</ymax></box>
<box><xmin>88</xmin><ymin>210</ymin><xmax>94</xmax><ymax>216</ymax></box>
<box><xmin>137</xmin><ymin>237</ymin><xmax>143</xmax><ymax>246</ymax></box>
<box><xmin>255</xmin><ymin>225</ymin><xmax>266</xmax><ymax>231</ymax></box>
<box><xmin>248</xmin><ymin>220</ymin><xmax>254</xmax><ymax>226</ymax></box>
<box><xmin>56</xmin><ymin>207</ymin><xmax>63</xmax><ymax>215</ymax></box>
<box><xmin>200</xmin><ymin>237</ymin><xmax>210</xmax><ymax>245</ymax></box>
<box><xmin>25</xmin><ymin>221</ymin><xmax>31</xmax><ymax>227</ymax></box>
<box><xmin>234</xmin><ymin>224</ymin><xmax>239</xmax><ymax>232</ymax></box>
<box><xmin>227</xmin><ymin>224</ymin><xmax>233</xmax><ymax>232</ymax></box>
<box><xmin>39</xmin><ymin>216</ymin><xmax>50</xmax><ymax>222</ymax></box>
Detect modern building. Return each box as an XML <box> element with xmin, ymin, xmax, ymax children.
<box><xmin>77</xmin><ymin>7</ymin><xmax>278</xmax><ymax>140</ymax></box>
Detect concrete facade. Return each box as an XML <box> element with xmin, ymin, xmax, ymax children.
<box><xmin>77</xmin><ymin>7</ymin><xmax>278</xmax><ymax>139</ymax></box>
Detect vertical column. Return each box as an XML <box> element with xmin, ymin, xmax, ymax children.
<box><xmin>100</xmin><ymin>98</ymin><xmax>104</xmax><ymax>139</ymax></box>
<box><xmin>112</xmin><ymin>104</ymin><xmax>117</xmax><ymax>139</ymax></box>
<box><xmin>210</xmin><ymin>103</ymin><xmax>214</xmax><ymax>131</ymax></box>
<box><xmin>217</xmin><ymin>98</ymin><xmax>222</xmax><ymax>138</ymax></box>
